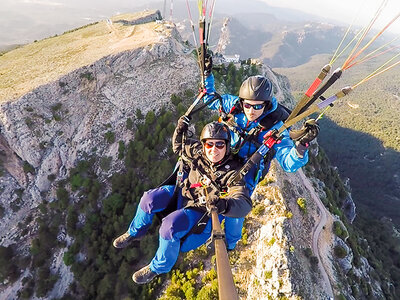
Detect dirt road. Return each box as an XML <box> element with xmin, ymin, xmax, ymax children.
<box><xmin>299</xmin><ymin>169</ymin><xmax>334</xmax><ymax>299</ymax></box>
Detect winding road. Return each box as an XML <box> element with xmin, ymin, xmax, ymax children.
<box><xmin>298</xmin><ymin>169</ymin><xmax>334</xmax><ymax>299</ymax></box>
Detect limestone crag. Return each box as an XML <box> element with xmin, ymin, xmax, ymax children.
<box><xmin>335</xmin><ymin>236</ymin><xmax>353</xmax><ymax>274</ymax></box>
<box><xmin>0</xmin><ymin>15</ymin><xmax>198</xmax><ymax>266</ymax></box>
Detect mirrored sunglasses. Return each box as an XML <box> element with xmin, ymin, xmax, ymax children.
<box><xmin>243</xmin><ymin>102</ymin><xmax>266</xmax><ymax>110</ymax></box>
<box><xmin>204</xmin><ymin>141</ymin><xmax>226</xmax><ymax>149</ymax></box>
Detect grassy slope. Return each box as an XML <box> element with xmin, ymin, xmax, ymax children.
<box><xmin>0</xmin><ymin>11</ymin><xmax>164</xmax><ymax>103</ymax></box>
<box><xmin>275</xmin><ymin>53</ymin><xmax>400</xmax><ymax>224</ymax></box>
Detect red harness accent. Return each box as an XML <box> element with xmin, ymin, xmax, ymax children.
<box><xmin>190</xmin><ymin>183</ymin><xmax>202</xmax><ymax>188</ymax></box>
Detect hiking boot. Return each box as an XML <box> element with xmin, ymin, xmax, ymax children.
<box><xmin>112</xmin><ymin>232</ymin><xmax>137</xmax><ymax>249</ymax></box>
<box><xmin>132</xmin><ymin>264</ymin><xmax>158</xmax><ymax>284</ymax></box>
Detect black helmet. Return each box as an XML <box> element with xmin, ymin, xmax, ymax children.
<box><xmin>239</xmin><ymin>75</ymin><xmax>273</xmax><ymax>102</ymax></box>
<box><xmin>200</xmin><ymin>122</ymin><xmax>231</xmax><ymax>156</ymax></box>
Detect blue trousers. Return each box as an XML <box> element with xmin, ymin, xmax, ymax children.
<box><xmin>128</xmin><ymin>185</ymin><xmax>244</xmax><ymax>274</ymax></box>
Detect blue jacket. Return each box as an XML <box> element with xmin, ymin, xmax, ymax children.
<box><xmin>203</xmin><ymin>74</ymin><xmax>308</xmax><ymax>193</ymax></box>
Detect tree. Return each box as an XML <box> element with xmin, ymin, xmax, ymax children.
<box><xmin>145</xmin><ymin>111</ymin><xmax>156</xmax><ymax>125</ymax></box>
<box><xmin>56</xmin><ymin>187</ymin><xmax>69</xmax><ymax>209</ymax></box>
<box><xmin>0</xmin><ymin>246</ymin><xmax>18</xmax><ymax>281</ymax></box>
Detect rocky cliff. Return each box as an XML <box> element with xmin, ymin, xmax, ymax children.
<box><xmin>0</xmin><ymin>10</ymin><xmax>198</xmax><ymax>244</ymax></box>
<box><xmin>0</xmin><ymin>10</ymin><xmax>388</xmax><ymax>300</ymax></box>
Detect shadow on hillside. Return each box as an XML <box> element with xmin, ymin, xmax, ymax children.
<box><xmin>316</xmin><ymin>117</ymin><xmax>400</xmax><ymax>226</ymax></box>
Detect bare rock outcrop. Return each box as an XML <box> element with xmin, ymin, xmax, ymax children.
<box><xmin>0</xmin><ymin>13</ymin><xmax>198</xmax><ymax>299</ymax></box>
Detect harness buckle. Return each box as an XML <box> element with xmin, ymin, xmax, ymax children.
<box><xmin>198</xmin><ymin>196</ymin><xmax>207</xmax><ymax>205</ymax></box>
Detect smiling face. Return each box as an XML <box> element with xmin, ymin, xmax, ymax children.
<box><xmin>242</xmin><ymin>100</ymin><xmax>266</xmax><ymax>121</ymax></box>
<box><xmin>203</xmin><ymin>139</ymin><xmax>227</xmax><ymax>163</ymax></box>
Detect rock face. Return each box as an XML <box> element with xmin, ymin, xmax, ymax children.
<box><xmin>241</xmin><ymin>163</ymin><xmax>331</xmax><ymax>299</ymax></box>
<box><xmin>0</xmin><ymin>13</ymin><xmax>198</xmax><ymax>299</ymax></box>
<box><xmin>335</xmin><ymin>236</ymin><xmax>353</xmax><ymax>274</ymax></box>
<box><xmin>342</xmin><ymin>193</ymin><xmax>356</xmax><ymax>223</ymax></box>
<box><xmin>0</xmin><ymin>15</ymin><xmax>198</xmax><ymax>239</ymax></box>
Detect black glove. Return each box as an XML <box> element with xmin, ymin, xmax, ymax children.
<box><xmin>290</xmin><ymin>119</ymin><xmax>320</xmax><ymax>146</ymax></box>
<box><xmin>204</xmin><ymin>54</ymin><xmax>213</xmax><ymax>77</ymax></box>
<box><xmin>291</xmin><ymin>119</ymin><xmax>319</xmax><ymax>158</ymax></box>
<box><xmin>176</xmin><ymin>115</ymin><xmax>191</xmax><ymax>134</ymax></box>
<box><xmin>206</xmin><ymin>195</ymin><xmax>227</xmax><ymax>214</ymax></box>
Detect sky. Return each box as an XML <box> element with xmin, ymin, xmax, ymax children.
<box><xmin>1</xmin><ymin>0</ymin><xmax>399</xmax><ymax>49</ymax></box>
<box><xmin>260</xmin><ymin>0</ymin><xmax>400</xmax><ymax>33</ymax></box>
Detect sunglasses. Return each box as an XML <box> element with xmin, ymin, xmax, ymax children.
<box><xmin>204</xmin><ymin>141</ymin><xmax>226</xmax><ymax>149</ymax></box>
<box><xmin>242</xmin><ymin>102</ymin><xmax>266</xmax><ymax>110</ymax></box>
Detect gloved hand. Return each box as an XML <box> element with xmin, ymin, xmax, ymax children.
<box><xmin>204</xmin><ymin>53</ymin><xmax>213</xmax><ymax>77</ymax></box>
<box><xmin>290</xmin><ymin>119</ymin><xmax>320</xmax><ymax>146</ymax></box>
<box><xmin>176</xmin><ymin>115</ymin><xmax>191</xmax><ymax>134</ymax></box>
<box><xmin>206</xmin><ymin>195</ymin><xmax>227</xmax><ymax>214</ymax></box>
<box><xmin>292</xmin><ymin>119</ymin><xmax>319</xmax><ymax>158</ymax></box>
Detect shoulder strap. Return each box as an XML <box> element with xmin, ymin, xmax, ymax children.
<box><xmin>259</xmin><ymin>104</ymin><xmax>291</xmax><ymax>130</ymax></box>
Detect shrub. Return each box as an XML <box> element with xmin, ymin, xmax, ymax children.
<box><xmin>47</xmin><ymin>174</ymin><xmax>56</xmax><ymax>182</ymax></box>
<box><xmin>297</xmin><ymin>197</ymin><xmax>307</xmax><ymax>214</ymax></box>
<box><xmin>171</xmin><ymin>93</ymin><xmax>181</xmax><ymax>106</ymax></box>
<box><xmin>100</xmin><ymin>156</ymin><xmax>112</xmax><ymax>171</ymax></box>
<box><xmin>252</xmin><ymin>203</ymin><xmax>265</xmax><ymax>216</ymax></box>
<box><xmin>104</xmin><ymin>131</ymin><xmax>115</xmax><ymax>144</ymax></box>
<box><xmin>310</xmin><ymin>256</ymin><xmax>319</xmax><ymax>266</ymax></box>
<box><xmin>333</xmin><ymin>221</ymin><xmax>348</xmax><ymax>239</ymax></box>
<box><xmin>23</xmin><ymin>161</ymin><xmax>35</xmax><ymax>174</ymax></box>
<box><xmin>264</xmin><ymin>270</ymin><xmax>272</xmax><ymax>280</ymax></box>
<box><xmin>51</xmin><ymin>102</ymin><xmax>62</xmax><ymax>112</ymax></box>
<box><xmin>56</xmin><ymin>187</ymin><xmax>69</xmax><ymax>209</ymax></box>
<box><xmin>80</xmin><ymin>72</ymin><xmax>94</xmax><ymax>81</ymax></box>
<box><xmin>266</xmin><ymin>237</ymin><xmax>276</xmax><ymax>246</ymax></box>
<box><xmin>25</xmin><ymin>117</ymin><xmax>33</xmax><ymax>128</ymax></box>
<box><xmin>63</xmin><ymin>251</ymin><xmax>75</xmax><ymax>266</ymax></box>
<box><xmin>135</xmin><ymin>109</ymin><xmax>144</xmax><ymax>119</ymax></box>
<box><xmin>304</xmin><ymin>247</ymin><xmax>313</xmax><ymax>258</ymax></box>
<box><xmin>126</xmin><ymin>117</ymin><xmax>133</xmax><ymax>130</ymax></box>
<box><xmin>118</xmin><ymin>141</ymin><xmax>125</xmax><ymax>159</ymax></box>
<box><xmin>334</xmin><ymin>245</ymin><xmax>348</xmax><ymax>258</ymax></box>
<box><xmin>284</xmin><ymin>210</ymin><xmax>293</xmax><ymax>219</ymax></box>
<box><xmin>0</xmin><ymin>204</ymin><xmax>4</xmax><ymax>218</ymax></box>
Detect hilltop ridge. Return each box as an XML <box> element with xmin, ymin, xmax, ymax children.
<box><xmin>0</xmin><ymin>10</ymin><xmax>164</xmax><ymax>103</ymax></box>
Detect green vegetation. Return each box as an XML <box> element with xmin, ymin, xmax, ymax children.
<box><xmin>296</xmin><ymin>197</ymin><xmax>307</xmax><ymax>214</ymax></box>
<box><xmin>284</xmin><ymin>210</ymin><xmax>293</xmax><ymax>219</ymax></box>
<box><xmin>23</xmin><ymin>161</ymin><xmax>35</xmax><ymax>174</ymax></box>
<box><xmin>252</xmin><ymin>203</ymin><xmax>265</xmax><ymax>216</ymax></box>
<box><xmin>213</xmin><ymin>62</ymin><xmax>260</xmax><ymax>94</ymax></box>
<box><xmin>0</xmin><ymin>246</ymin><xmax>19</xmax><ymax>282</ymax></box>
<box><xmin>80</xmin><ymin>71</ymin><xmax>95</xmax><ymax>81</ymax></box>
<box><xmin>104</xmin><ymin>131</ymin><xmax>115</xmax><ymax>144</ymax></box>
<box><xmin>4</xmin><ymin>59</ymin><xmax>263</xmax><ymax>298</ymax></box>
<box><xmin>333</xmin><ymin>245</ymin><xmax>347</xmax><ymax>259</ymax></box>
<box><xmin>304</xmin><ymin>247</ymin><xmax>312</xmax><ymax>258</ymax></box>
<box><xmin>266</xmin><ymin>237</ymin><xmax>276</xmax><ymax>246</ymax></box>
<box><xmin>25</xmin><ymin>117</ymin><xmax>33</xmax><ymax>128</ymax></box>
<box><xmin>306</xmin><ymin>145</ymin><xmax>400</xmax><ymax>298</ymax></box>
<box><xmin>0</xmin><ymin>204</ymin><xmax>4</xmax><ymax>218</ymax></box>
<box><xmin>277</xmin><ymin>53</ymin><xmax>400</xmax><ymax>226</ymax></box>
<box><xmin>264</xmin><ymin>270</ymin><xmax>272</xmax><ymax>280</ymax></box>
<box><xmin>46</xmin><ymin>97</ymin><xmax>216</xmax><ymax>298</ymax></box>
<box><xmin>118</xmin><ymin>141</ymin><xmax>125</xmax><ymax>159</ymax></box>
<box><xmin>333</xmin><ymin>221</ymin><xmax>348</xmax><ymax>240</ymax></box>
<box><xmin>126</xmin><ymin>117</ymin><xmax>133</xmax><ymax>130</ymax></box>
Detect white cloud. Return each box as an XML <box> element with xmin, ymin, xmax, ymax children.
<box><xmin>19</xmin><ymin>0</ymin><xmax>64</xmax><ymax>6</ymax></box>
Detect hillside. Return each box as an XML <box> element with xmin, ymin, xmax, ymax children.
<box><xmin>0</xmin><ymin>11</ymin><xmax>164</xmax><ymax>103</ymax></box>
<box><xmin>275</xmin><ymin>53</ymin><xmax>400</xmax><ymax>226</ymax></box>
